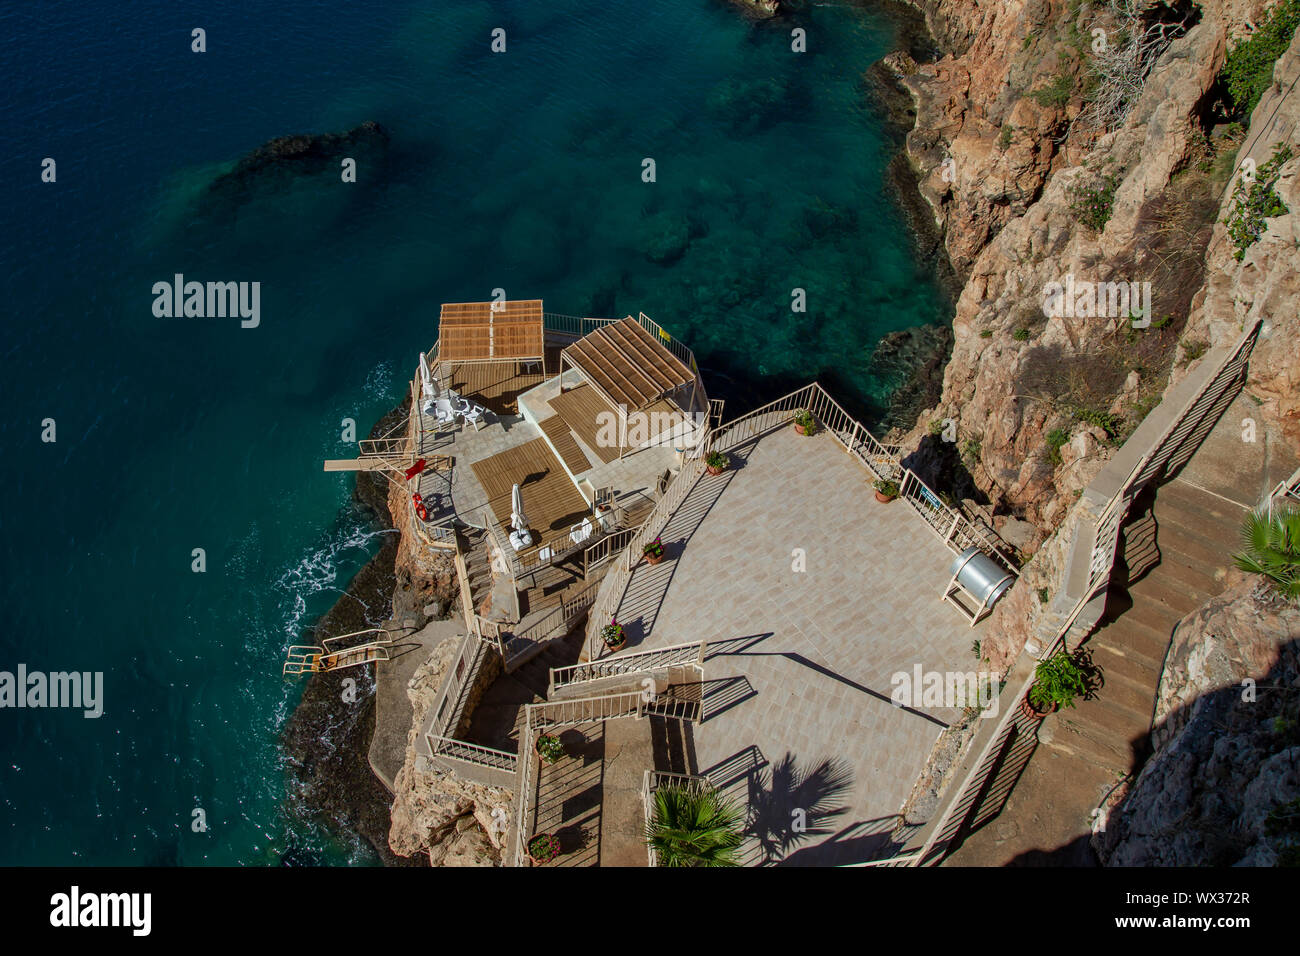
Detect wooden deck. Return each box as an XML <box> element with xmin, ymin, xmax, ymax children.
<box><xmin>549</xmin><ymin>384</ymin><xmax>691</xmax><ymax>464</ymax></box>
<box><xmin>538</xmin><ymin>415</ymin><xmax>593</xmax><ymax>476</ymax></box>
<box><xmin>440</xmin><ymin>346</ymin><xmax>562</xmax><ymax>414</ymax></box>
<box><xmin>468</xmin><ymin>437</ymin><xmax>592</xmax><ymax>562</ymax></box>
<box><xmin>549</xmin><ymin>385</ymin><xmax>624</xmax><ymax>464</ymax></box>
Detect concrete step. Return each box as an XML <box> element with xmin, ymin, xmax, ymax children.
<box><xmin>1043</xmin><ymin>714</ymin><xmax>1138</xmax><ymax>774</ymax></box>
<box><xmin>1156</xmin><ymin>479</ymin><xmax>1249</xmax><ymax>529</ymax></box>
<box><xmin>1087</xmin><ymin>619</ymin><xmax>1170</xmax><ymax>673</ymax></box>
<box><xmin>1153</xmin><ymin>518</ymin><xmax>1238</xmax><ymax>573</ymax></box>
<box><xmin>1052</xmin><ymin>693</ymin><xmax>1153</xmax><ymax>772</ymax></box>
<box><xmin>1086</xmin><ymin>641</ymin><xmax>1161</xmax><ymax>695</ymax></box>
<box><xmin>1126</xmin><ymin>573</ymin><xmax>1203</xmax><ymax>622</ymax></box>
<box><xmin>1145</xmin><ymin>553</ymin><xmax>1227</xmax><ymax>601</ymax></box>
<box><xmin>1084</xmin><ymin>654</ymin><xmax>1159</xmax><ymax>716</ymax></box>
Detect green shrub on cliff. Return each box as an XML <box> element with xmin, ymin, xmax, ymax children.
<box><xmin>1223</xmin><ymin>0</ymin><xmax>1300</xmax><ymax>117</ymax></box>
<box><xmin>1224</xmin><ymin>143</ymin><xmax>1293</xmax><ymax>260</ymax></box>
<box><xmin>1046</xmin><ymin>428</ymin><xmax>1071</xmax><ymax>466</ymax></box>
<box><xmin>1069</xmin><ymin>169</ymin><xmax>1122</xmax><ymax>231</ymax></box>
<box><xmin>1028</xmin><ymin>72</ymin><xmax>1074</xmax><ymax>109</ymax></box>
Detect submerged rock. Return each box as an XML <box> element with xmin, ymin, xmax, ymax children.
<box><xmin>208</xmin><ymin>120</ymin><xmax>390</xmax><ymax>203</ymax></box>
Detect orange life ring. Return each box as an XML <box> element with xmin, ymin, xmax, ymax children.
<box><xmin>412</xmin><ymin>492</ymin><xmax>423</xmax><ymax>506</ymax></box>
<box><xmin>416</xmin><ymin>502</ymin><xmax>429</xmax><ymax>522</ymax></box>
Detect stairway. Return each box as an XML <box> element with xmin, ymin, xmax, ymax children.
<box><xmin>456</xmin><ymin>526</ymin><xmax>494</xmax><ymax>615</ymax></box>
<box><xmin>1044</xmin><ymin>478</ymin><xmax>1246</xmax><ymax>774</ymax></box>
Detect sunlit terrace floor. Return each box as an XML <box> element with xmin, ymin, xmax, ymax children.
<box><xmin>598</xmin><ymin>427</ymin><xmax>990</xmax><ymax>865</ymax></box>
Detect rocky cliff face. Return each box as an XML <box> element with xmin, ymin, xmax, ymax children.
<box><xmin>1094</xmin><ymin>576</ymin><xmax>1300</xmax><ymax>865</ymax></box>
<box><xmin>387</xmin><ymin>638</ymin><xmax>513</xmax><ymax>866</ymax></box>
<box><xmin>888</xmin><ymin>0</ymin><xmax>1300</xmax><ymax>670</ymax></box>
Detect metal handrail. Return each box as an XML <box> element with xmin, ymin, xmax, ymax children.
<box><xmin>549</xmin><ymin>639</ymin><xmax>706</xmax><ymax>695</ymax></box>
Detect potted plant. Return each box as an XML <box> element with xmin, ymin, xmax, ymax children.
<box><xmin>527</xmin><ymin>832</ymin><xmax>561</xmax><ymax>864</ymax></box>
<box><xmin>535</xmin><ymin>733</ymin><xmax>566</xmax><ymax>764</ymax></box>
<box><xmin>1021</xmin><ymin>649</ymin><xmax>1093</xmax><ymax>720</ymax></box>
<box><xmin>602</xmin><ymin>619</ymin><xmax>626</xmax><ymax>650</ymax></box>
<box><xmin>644</xmin><ymin>783</ymin><xmax>743</xmax><ymax>867</ymax></box>
<box><xmin>873</xmin><ymin>478</ymin><xmax>900</xmax><ymax>503</ymax></box>
<box><xmin>705</xmin><ymin>451</ymin><xmax>730</xmax><ymax>476</ymax></box>
<box><xmin>793</xmin><ymin>409</ymin><xmax>818</xmax><ymax>436</ymax></box>
<box><xmin>643</xmin><ymin>536</ymin><xmax>666</xmax><ymax>565</ymax></box>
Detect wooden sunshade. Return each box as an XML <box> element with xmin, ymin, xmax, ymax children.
<box><xmin>561</xmin><ymin>316</ymin><xmax>695</xmax><ymax>410</ymax></box>
<box><xmin>437</xmin><ymin>300</ymin><xmax>545</xmax><ymax>364</ymax></box>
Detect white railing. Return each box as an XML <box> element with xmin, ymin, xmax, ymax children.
<box><xmin>501</xmin><ymin>577</ymin><xmax>602</xmax><ymax>671</ymax></box>
<box><xmin>426</xmin><ymin>735</ymin><xmax>518</xmax><ymax>773</ymax></box>
<box><xmin>422</xmin><ymin>630</ymin><xmax>485</xmax><ymax>741</ymax></box>
<box><xmin>1269</xmin><ymin>465</ymin><xmax>1300</xmax><ymax>509</ymax></box>
<box><xmin>549</xmin><ymin>640</ymin><xmax>707</xmax><ymax>695</ymax></box>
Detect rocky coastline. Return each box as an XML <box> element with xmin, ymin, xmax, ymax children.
<box><xmin>279</xmin><ymin>398</ymin><xmax>455</xmax><ymax>866</ymax></box>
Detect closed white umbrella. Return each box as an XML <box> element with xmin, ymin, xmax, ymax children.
<box><xmin>419</xmin><ymin>352</ymin><xmax>435</xmax><ymax>397</ymax></box>
<box><xmin>511</xmin><ymin>483</ymin><xmax>528</xmax><ymax>532</ymax></box>
<box><xmin>509</xmin><ymin>483</ymin><xmax>532</xmax><ymax>550</ymax></box>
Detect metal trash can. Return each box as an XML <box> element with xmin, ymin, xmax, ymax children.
<box><xmin>949</xmin><ymin>546</ymin><xmax>1014</xmax><ymax>610</ymax></box>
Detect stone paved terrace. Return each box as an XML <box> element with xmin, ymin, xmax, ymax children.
<box><xmin>599</xmin><ymin>426</ymin><xmax>995</xmax><ymax>865</ymax></box>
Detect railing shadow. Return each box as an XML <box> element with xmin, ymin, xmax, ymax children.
<box><xmin>700</xmin><ymin>675</ymin><xmax>757</xmax><ymax>722</ymax></box>
<box><xmin>608</xmin><ymin>465</ymin><xmax>738</xmax><ymax>648</ymax></box>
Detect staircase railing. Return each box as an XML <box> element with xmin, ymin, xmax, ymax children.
<box><xmin>500</xmin><ymin>577</ymin><xmax>602</xmax><ymax>672</ymax></box>
<box><xmin>584</xmin><ymin>429</ymin><xmax>711</xmax><ymax>661</ymax></box>
<box><xmin>549</xmin><ymin>640</ymin><xmax>707</xmax><ymax>695</ymax></box>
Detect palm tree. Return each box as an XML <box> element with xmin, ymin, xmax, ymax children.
<box><xmin>645</xmin><ymin>783</ymin><xmax>743</xmax><ymax>867</ymax></box>
<box><xmin>1233</xmin><ymin>505</ymin><xmax>1300</xmax><ymax>602</ymax></box>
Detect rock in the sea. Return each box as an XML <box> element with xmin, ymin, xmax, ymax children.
<box><xmin>208</xmin><ymin>120</ymin><xmax>390</xmax><ymax>201</ymax></box>
<box><xmin>729</xmin><ymin>0</ymin><xmax>780</xmax><ymax>17</ymax></box>
<box><xmin>639</xmin><ymin>211</ymin><xmax>694</xmax><ymax>264</ymax></box>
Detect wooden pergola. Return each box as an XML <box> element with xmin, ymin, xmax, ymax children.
<box><xmin>438</xmin><ymin>299</ymin><xmax>546</xmax><ymax>370</ymax></box>
<box><xmin>558</xmin><ymin>316</ymin><xmax>699</xmax><ymax>457</ymax></box>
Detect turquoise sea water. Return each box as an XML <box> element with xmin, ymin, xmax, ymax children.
<box><xmin>0</xmin><ymin>0</ymin><xmax>946</xmax><ymax>864</ymax></box>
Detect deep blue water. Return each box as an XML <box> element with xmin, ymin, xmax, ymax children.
<box><xmin>0</xmin><ymin>0</ymin><xmax>947</xmax><ymax>864</ymax></box>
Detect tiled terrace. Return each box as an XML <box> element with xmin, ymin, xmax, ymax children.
<box><xmin>600</xmin><ymin>426</ymin><xmax>992</xmax><ymax>865</ymax></box>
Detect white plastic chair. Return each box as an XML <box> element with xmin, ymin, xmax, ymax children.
<box><xmin>569</xmin><ymin>518</ymin><xmax>593</xmax><ymax>546</ymax></box>
<box><xmin>432</xmin><ymin>397</ymin><xmax>457</xmax><ymax>427</ymax></box>
<box><xmin>457</xmin><ymin>398</ymin><xmax>486</xmax><ymax>431</ymax></box>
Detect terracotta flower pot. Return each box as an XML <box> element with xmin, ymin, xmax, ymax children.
<box><xmin>707</xmin><ymin>464</ymin><xmax>725</xmax><ymax>476</ymax></box>
<box><xmin>644</xmin><ymin>550</ymin><xmax>665</xmax><ymax>565</ymax></box>
<box><xmin>795</xmin><ymin>423</ymin><xmax>809</xmax><ymax>435</ymax></box>
<box><xmin>874</xmin><ymin>490</ymin><xmax>896</xmax><ymax>503</ymax></box>
<box><xmin>528</xmin><ymin>834</ymin><xmax>560</xmax><ymax>865</ymax></box>
<box><xmin>1020</xmin><ymin>693</ymin><xmax>1058</xmax><ymax>721</ymax></box>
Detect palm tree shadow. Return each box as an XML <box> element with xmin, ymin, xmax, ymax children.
<box><xmin>746</xmin><ymin>752</ymin><xmax>854</xmax><ymax>865</ymax></box>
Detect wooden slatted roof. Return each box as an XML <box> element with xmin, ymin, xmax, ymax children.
<box><xmin>437</xmin><ymin>300</ymin><xmax>544</xmax><ymax>363</ymax></box>
<box><xmin>561</xmin><ymin>316</ymin><xmax>695</xmax><ymax>410</ymax></box>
